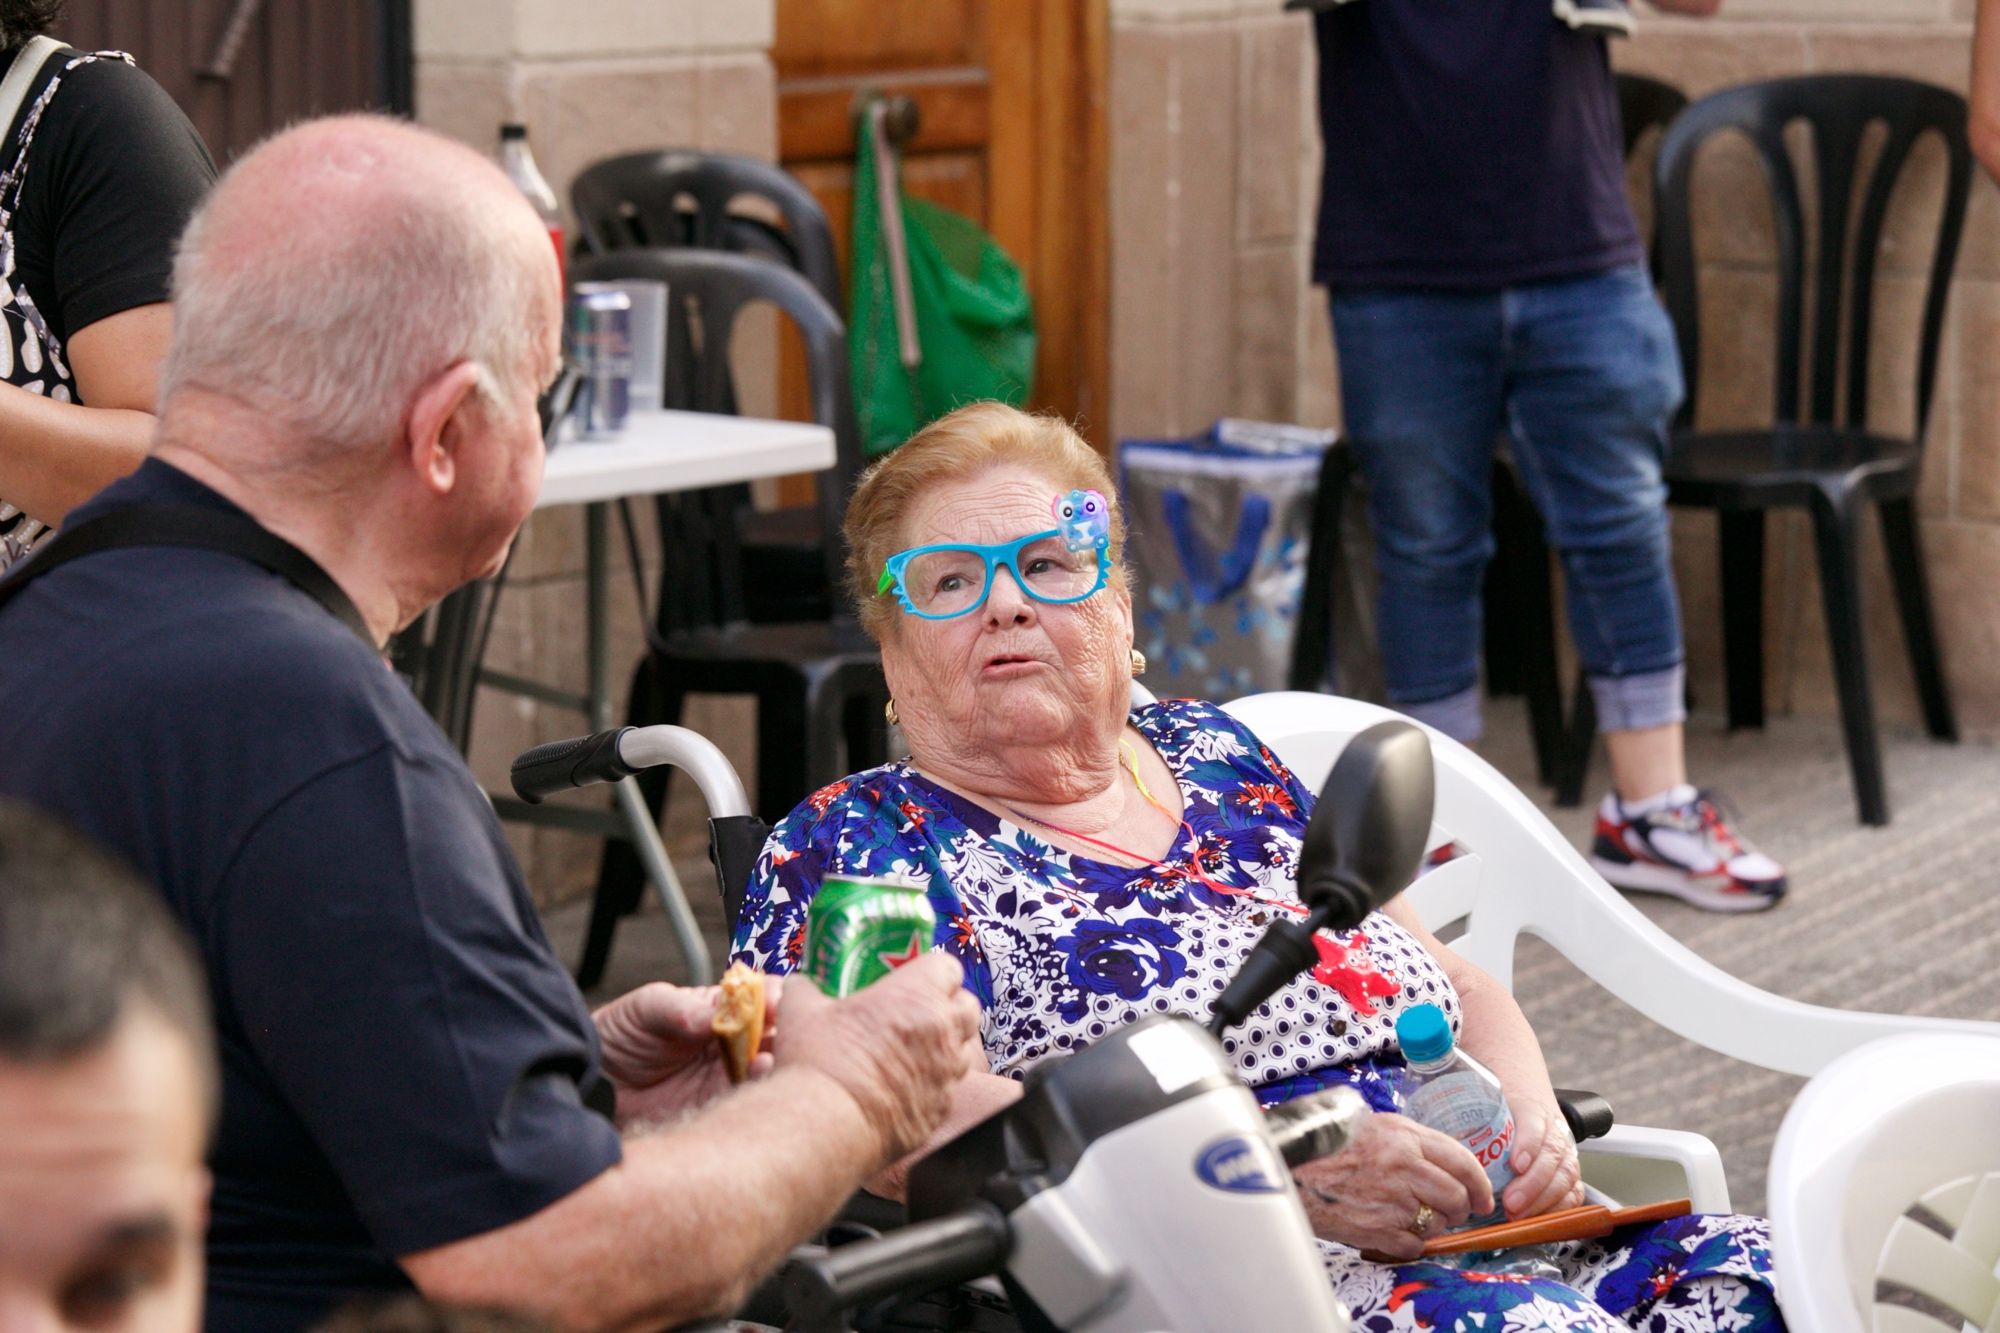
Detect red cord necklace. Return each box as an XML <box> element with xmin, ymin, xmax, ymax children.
<box><xmin>1003</xmin><ymin>741</ymin><xmax>1306</xmax><ymax>915</ymax></box>
<box><xmin>1002</xmin><ymin>740</ymin><xmax>1400</xmax><ymax>1010</ymax></box>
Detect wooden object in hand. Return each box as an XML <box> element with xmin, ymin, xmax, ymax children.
<box><xmin>1420</xmin><ymin>1198</ymin><xmax>1693</xmax><ymax>1257</ymax></box>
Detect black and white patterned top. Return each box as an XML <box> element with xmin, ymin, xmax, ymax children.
<box><xmin>0</xmin><ymin>44</ymin><xmax>213</xmax><ymax>574</ymax></box>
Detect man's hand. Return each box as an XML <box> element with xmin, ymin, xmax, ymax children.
<box><xmin>594</xmin><ymin>978</ymin><xmax>780</xmax><ymax>1127</ymax></box>
<box><xmin>1501</xmin><ymin>1096</ymin><xmax>1584</xmax><ymax>1219</ymax></box>
<box><xmin>1291</xmin><ymin>1112</ymin><xmax>1495</xmax><ymax>1261</ymax></box>
<box><xmin>771</xmin><ymin>952</ymin><xmax>983</xmax><ymax>1166</ymax></box>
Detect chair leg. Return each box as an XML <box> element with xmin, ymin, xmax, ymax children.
<box><xmin>844</xmin><ymin>682</ymin><xmax>889</xmax><ymax>772</ymax></box>
<box><xmin>1493</xmin><ymin>464</ymin><xmax>1565</xmax><ymax>788</ymax></box>
<box><xmin>1878</xmin><ymin>496</ymin><xmax>1958</xmax><ymax>743</ymax></box>
<box><xmin>803</xmin><ymin>671</ymin><xmax>860</xmax><ymax>795</ymax></box>
<box><xmin>1289</xmin><ymin>445</ymin><xmax>1352</xmax><ymax>693</ymax></box>
<box><xmin>1718</xmin><ymin>511</ymin><xmax>1766</xmax><ymax>731</ymax></box>
<box><xmin>755</xmin><ymin>690</ymin><xmax>812</xmax><ymax>823</ymax></box>
<box><xmin>1553</xmin><ymin>672</ymin><xmax>1598</xmax><ymax>808</ymax></box>
<box><xmin>1809</xmin><ymin>488</ymin><xmax>1890</xmax><ymax>827</ymax></box>
<box><xmin>579</xmin><ymin>656</ymin><xmax>684</xmax><ymax>989</ymax></box>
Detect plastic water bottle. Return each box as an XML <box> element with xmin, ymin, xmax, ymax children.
<box><xmin>498</xmin><ymin>123</ymin><xmax>564</xmax><ymax>286</ymax></box>
<box><xmin>1395</xmin><ymin>1003</ymin><xmax>1518</xmax><ymax>1229</ymax></box>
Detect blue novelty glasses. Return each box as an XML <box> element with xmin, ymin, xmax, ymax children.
<box><xmin>877</xmin><ymin>529</ymin><xmax>1110</xmax><ymax>620</ymax></box>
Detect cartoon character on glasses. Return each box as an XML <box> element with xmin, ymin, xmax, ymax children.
<box><xmin>1053</xmin><ymin>489</ymin><xmax>1111</xmax><ymax>555</ymax></box>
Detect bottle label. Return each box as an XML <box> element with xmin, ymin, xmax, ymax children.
<box><xmin>1404</xmin><ymin>1069</ymin><xmax>1517</xmax><ymax>1227</ymax></box>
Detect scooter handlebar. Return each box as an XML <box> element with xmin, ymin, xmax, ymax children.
<box><xmin>510</xmin><ymin>727</ymin><xmax>635</xmax><ymax>804</ymax></box>
<box><xmin>782</xmin><ymin>1203</ymin><xmax>1009</xmax><ymax>1323</ymax></box>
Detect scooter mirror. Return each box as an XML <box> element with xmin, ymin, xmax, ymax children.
<box><xmin>1295</xmin><ymin>720</ymin><xmax>1435</xmax><ymax>932</ymax></box>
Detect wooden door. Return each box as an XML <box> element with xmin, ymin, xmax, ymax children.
<box><xmin>52</xmin><ymin>0</ymin><xmax>409</xmax><ymax>163</ymax></box>
<box><xmin>774</xmin><ymin>0</ymin><xmax>1109</xmax><ymax>445</ymax></box>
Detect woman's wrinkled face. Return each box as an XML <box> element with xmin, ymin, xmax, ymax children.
<box><xmin>880</xmin><ymin>465</ymin><xmax>1132</xmax><ymax>761</ymax></box>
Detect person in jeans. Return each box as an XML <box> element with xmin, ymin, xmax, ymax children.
<box><xmin>1312</xmin><ymin>0</ymin><xmax>1787</xmax><ymax>911</ymax></box>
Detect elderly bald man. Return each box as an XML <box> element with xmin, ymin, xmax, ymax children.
<box><xmin>0</xmin><ymin>115</ymin><xmax>981</xmax><ymax>1333</ymax></box>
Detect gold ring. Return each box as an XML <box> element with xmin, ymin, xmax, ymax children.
<box><xmin>1409</xmin><ymin>1202</ymin><xmax>1435</xmax><ymax>1236</ymax></box>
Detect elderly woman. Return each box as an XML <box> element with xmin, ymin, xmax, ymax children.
<box><xmin>733</xmin><ymin>402</ymin><xmax>1782</xmax><ymax>1330</ymax></box>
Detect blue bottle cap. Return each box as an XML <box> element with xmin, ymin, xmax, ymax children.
<box><xmin>1396</xmin><ymin>1003</ymin><xmax>1454</xmax><ymax>1064</ymax></box>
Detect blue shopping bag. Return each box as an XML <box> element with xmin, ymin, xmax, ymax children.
<box><xmin>1119</xmin><ymin>421</ymin><xmax>1336</xmax><ymax>702</ymax></box>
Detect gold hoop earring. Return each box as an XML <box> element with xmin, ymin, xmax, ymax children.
<box><xmin>884</xmin><ymin>697</ymin><xmax>900</xmax><ymax>727</ymax></box>
<box><xmin>1129</xmin><ymin>649</ymin><xmax>1147</xmax><ymax>678</ymax></box>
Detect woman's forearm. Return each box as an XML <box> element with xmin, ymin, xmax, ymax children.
<box><xmin>1449</xmin><ymin>963</ymin><xmax>1561</xmax><ymax>1118</ymax></box>
<box><xmin>0</xmin><ymin>385</ymin><xmax>155</xmax><ymax>525</ymax></box>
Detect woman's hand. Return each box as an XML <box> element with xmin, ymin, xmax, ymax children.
<box><xmin>1291</xmin><ymin>1112</ymin><xmax>1495</xmax><ymax>1261</ymax></box>
<box><xmin>1500</xmin><ymin>1096</ymin><xmax>1584</xmax><ymax>1219</ymax></box>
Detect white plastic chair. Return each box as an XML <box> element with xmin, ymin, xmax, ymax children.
<box><xmin>1223</xmin><ymin>691</ymin><xmax>2000</xmax><ymax>1212</ymax></box>
<box><xmin>1767</xmin><ymin>1032</ymin><xmax>2000</xmax><ymax>1333</ymax></box>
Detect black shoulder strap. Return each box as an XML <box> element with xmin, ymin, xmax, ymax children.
<box><xmin>0</xmin><ymin>505</ymin><xmax>375</xmax><ymax>648</ymax></box>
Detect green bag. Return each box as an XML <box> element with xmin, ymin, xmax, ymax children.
<box><xmin>849</xmin><ymin>98</ymin><xmax>1037</xmax><ymax>456</ymax></box>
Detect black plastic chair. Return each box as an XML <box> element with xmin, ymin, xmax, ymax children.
<box><xmin>572</xmin><ymin>150</ymin><xmax>853</xmax><ymax>624</ymax></box>
<box><xmin>573</xmin><ymin>248</ymin><xmax>887</xmax><ymax>989</ymax></box>
<box><xmin>1653</xmin><ymin>74</ymin><xmax>1967</xmax><ymax>826</ymax></box>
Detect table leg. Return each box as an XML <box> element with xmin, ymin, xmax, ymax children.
<box><xmin>586</xmin><ymin>502</ymin><xmax>714</xmax><ymax>980</ymax></box>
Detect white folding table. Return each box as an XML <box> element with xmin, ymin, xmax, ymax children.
<box><xmin>471</xmin><ymin>409</ymin><xmax>835</xmax><ymax>982</ymax></box>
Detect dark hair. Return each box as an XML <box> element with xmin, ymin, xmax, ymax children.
<box><xmin>312</xmin><ymin>1298</ymin><xmax>551</xmax><ymax>1333</ymax></box>
<box><xmin>0</xmin><ymin>1</ymin><xmax>62</xmax><ymax>50</ymax></box>
<box><xmin>0</xmin><ymin>799</ymin><xmax>218</xmax><ymax>1117</ymax></box>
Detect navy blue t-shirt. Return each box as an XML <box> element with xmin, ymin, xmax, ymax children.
<box><xmin>1311</xmin><ymin>0</ymin><xmax>1642</xmax><ymax>289</ymax></box>
<box><xmin>0</xmin><ymin>460</ymin><xmax>622</xmax><ymax>1332</ymax></box>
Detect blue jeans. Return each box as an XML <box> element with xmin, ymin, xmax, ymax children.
<box><xmin>1329</xmin><ymin>264</ymin><xmax>1686</xmax><ymax>742</ymax></box>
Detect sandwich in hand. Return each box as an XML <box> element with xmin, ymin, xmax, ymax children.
<box><xmin>712</xmin><ymin>962</ymin><xmax>767</xmax><ymax>1084</ymax></box>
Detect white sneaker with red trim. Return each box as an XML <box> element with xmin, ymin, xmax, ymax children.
<box><xmin>1588</xmin><ymin>785</ymin><xmax>1787</xmax><ymax>912</ymax></box>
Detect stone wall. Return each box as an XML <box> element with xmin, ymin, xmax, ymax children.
<box><xmin>413</xmin><ymin>0</ymin><xmax>777</xmax><ymax>906</ymax></box>
<box><xmin>1106</xmin><ymin>0</ymin><xmax>2000</xmax><ymax>740</ymax></box>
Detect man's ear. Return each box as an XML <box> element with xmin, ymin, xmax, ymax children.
<box><xmin>403</xmin><ymin>361</ymin><xmax>485</xmax><ymax>496</ymax></box>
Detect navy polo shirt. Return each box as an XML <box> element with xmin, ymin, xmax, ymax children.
<box><xmin>1311</xmin><ymin>0</ymin><xmax>1643</xmax><ymax>290</ymax></box>
<box><xmin>0</xmin><ymin>460</ymin><xmax>622</xmax><ymax>1332</ymax></box>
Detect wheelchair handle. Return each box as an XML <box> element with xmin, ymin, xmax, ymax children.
<box><xmin>1267</xmin><ymin>1084</ymin><xmax>1370</xmax><ymax>1167</ymax></box>
<box><xmin>509</xmin><ymin>725</ymin><xmax>752</xmax><ymax>818</ymax></box>
<box><xmin>781</xmin><ymin>1202</ymin><xmax>1009</xmax><ymax>1325</ymax></box>
<box><xmin>511</xmin><ymin>728</ymin><xmax>635</xmax><ymax>803</ymax></box>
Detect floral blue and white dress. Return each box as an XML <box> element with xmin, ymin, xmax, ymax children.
<box><xmin>734</xmin><ymin>698</ymin><xmax>1782</xmax><ymax>1331</ymax></box>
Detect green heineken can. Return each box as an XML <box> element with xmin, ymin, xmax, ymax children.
<box><xmin>802</xmin><ymin>873</ymin><xmax>936</xmax><ymax>997</ymax></box>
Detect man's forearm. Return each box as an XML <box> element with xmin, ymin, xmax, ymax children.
<box><xmin>404</xmin><ymin>1066</ymin><xmax>888</xmax><ymax>1332</ymax></box>
<box><xmin>1644</xmin><ymin>0</ymin><xmax>1722</xmax><ymax>14</ymax></box>
<box><xmin>0</xmin><ymin>387</ymin><xmax>155</xmax><ymax>525</ymax></box>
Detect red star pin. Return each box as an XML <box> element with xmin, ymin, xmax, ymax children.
<box><xmin>878</xmin><ymin>933</ymin><xmax>927</xmax><ymax>971</ymax></box>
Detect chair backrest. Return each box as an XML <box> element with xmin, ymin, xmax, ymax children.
<box><xmin>1767</xmin><ymin>1031</ymin><xmax>2000</xmax><ymax>1332</ymax></box>
<box><xmin>571</xmin><ymin>150</ymin><xmax>843</xmax><ymax>314</ymax></box>
<box><xmin>1654</xmin><ymin>75</ymin><xmax>1972</xmax><ymax>439</ymax></box>
<box><xmin>1616</xmin><ymin>71</ymin><xmax>1688</xmax><ymax>161</ymax></box>
<box><xmin>569</xmin><ymin>248</ymin><xmax>861</xmax><ymax>634</ymax></box>
<box><xmin>1222</xmin><ymin>691</ymin><xmax>2000</xmax><ymax>1078</ymax></box>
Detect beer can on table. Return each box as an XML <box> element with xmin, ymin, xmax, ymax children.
<box><xmin>802</xmin><ymin>873</ymin><xmax>936</xmax><ymax>997</ymax></box>
<box><xmin>568</xmin><ymin>284</ymin><xmax>632</xmax><ymax>439</ymax></box>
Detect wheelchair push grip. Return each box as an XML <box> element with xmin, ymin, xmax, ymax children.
<box><xmin>782</xmin><ymin>1204</ymin><xmax>1009</xmax><ymax>1322</ymax></box>
<box><xmin>510</xmin><ymin>728</ymin><xmax>637</xmax><ymax>803</ymax></box>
